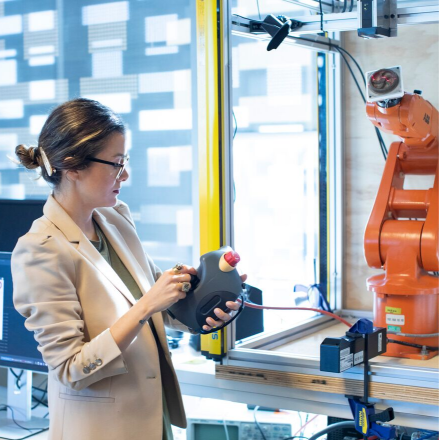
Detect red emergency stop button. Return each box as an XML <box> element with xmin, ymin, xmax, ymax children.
<box><xmin>224</xmin><ymin>251</ymin><xmax>240</xmax><ymax>267</ymax></box>
<box><xmin>219</xmin><ymin>250</ymin><xmax>240</xmax><ymax>272</ymax></box>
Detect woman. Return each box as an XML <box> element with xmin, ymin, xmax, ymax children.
<box><xmin>12</xmin><ymin>98</ymin><xmax>242</xmax><ymax>440</ymax></box>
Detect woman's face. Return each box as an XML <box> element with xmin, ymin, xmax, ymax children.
<box><xmin>77</xmin><ymin>132</ymin><xmax>129</xmax><ymax>209</ymax></box>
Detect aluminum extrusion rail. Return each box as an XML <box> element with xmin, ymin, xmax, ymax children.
<box><xmin>231</xmin><ymin>3</ymin><xmax>438</xmax><ymax>49</ymax></box>
<box><xmin>231</xmin><ymin>14</ymin><xmax>340</xmax><ymax>53</ymax></box>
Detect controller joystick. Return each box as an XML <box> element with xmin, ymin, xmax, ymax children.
<box><xmin>167</xmin><ymin>246</ymin><xmax>245</xmax><ymax>334</ymax></box>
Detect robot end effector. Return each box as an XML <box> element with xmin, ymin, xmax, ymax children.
<box><xmin>365</xmin><ymin>66</ymin><xmax>439</xmax><ymax>151</ymax></box>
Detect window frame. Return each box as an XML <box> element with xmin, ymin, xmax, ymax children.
<box><xmin>221</xmin><ymin>9</ymin><xmax>344</xmax><ymax>362</ymax></box>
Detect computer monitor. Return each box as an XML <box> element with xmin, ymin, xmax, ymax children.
<box><xmin>0</xmin><ymin>252</ymin><xmax>47</xmax><ymax>373</ymax></box>
<box><xmin>0</xmin><ymin>199</ymin><xmax>46</xmax><ymax>252</ymax></box>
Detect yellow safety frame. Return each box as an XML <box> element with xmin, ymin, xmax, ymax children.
<box><xmin>197</xmin><ymin>0</ymin><xmax>222</xmax><ymax>254</ymax></box>
<box><xmin>196</xmin><ymin>0</ymin><xmax>229</xmax><ymax>360</ymax></box>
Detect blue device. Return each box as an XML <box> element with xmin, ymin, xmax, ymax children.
<box><xmin>321</xmin><ymin>319</ymin><xmax>397</xmax><ymax>440</ymax></box>
<box><xmin>348</xmin><ymin>398</ymin><xmax>396</xmax><ymax>439</ymax></box>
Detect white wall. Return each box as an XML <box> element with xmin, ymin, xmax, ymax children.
<box><xmin>342</xmin><ymin>24</ymin><xmax>439</xmax><ymax>310</ymax></box>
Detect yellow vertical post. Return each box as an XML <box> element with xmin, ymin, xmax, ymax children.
<box><xmin>197</xmin><ymin>0</ymin><xmax>221</xmax><ymax>253</ymax></box>
<box><xmin>196</xmin><ymin>0</ymin><xmax>228</xmax><ymax>360</ymax></box>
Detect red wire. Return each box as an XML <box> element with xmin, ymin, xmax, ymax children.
<box><xmin>241</xmin><ymin>301</ymin><xmax>352</xmax><ymax>327</ymax></box>
<box><xmin>292</xmin><ymin>414</ymin><xmax>319</xmax><ymax>437</ymax></box>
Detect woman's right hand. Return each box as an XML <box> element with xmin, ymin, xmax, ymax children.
<box><xmin>140</xmin><ymin>265</ymin><xmax>197</xmax><ymax>316</ymax></box>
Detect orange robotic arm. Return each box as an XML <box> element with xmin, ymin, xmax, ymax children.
<box><xmin>364</xmin><ymin>91</ymin><xmax>439</xmax><ymax>359</ymax></box>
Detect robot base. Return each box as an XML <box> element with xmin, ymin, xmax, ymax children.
<box><xmin>372</xmin><ymin>290</ymin><xmax>439</xmax><ymax>360</ymax></box>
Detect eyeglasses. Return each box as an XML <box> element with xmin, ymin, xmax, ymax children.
<box><xmin>86</xmin><ymin>156</ymin><xmax>129</xmax><ymax>180</ymax></box>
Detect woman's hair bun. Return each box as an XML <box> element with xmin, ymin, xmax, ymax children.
<box><xmin>15</xmin><ymin>144</ymin><xmax>41</xmax><ymax>170</ymax></box>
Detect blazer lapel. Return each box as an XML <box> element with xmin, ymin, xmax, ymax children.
<box><xmin>94</xmin><ymin>213</ymin><xmax>168</xmax><ymax>345</ymax></box>
<box><xmin>77</xmin><ymin>237</ymin><xmax>137</xmax><ymax>306</ymax></box>
<box><xmin>43</xmin><ymin>195</ymin><xmax>137</xmax><ymax>306</ymax></box>
<box><xmin>44</xmin><ymin>196</ymin><xmax>162</xmax><ymax>329</ymax></box>
<box><xmin>92</xmin><ymin>211</ymin><xmax>153</xmax><ymax>299</ymax></box>
<box><xmin>44</xmin><ymin>196</ymin><xmax>173</xmax><ymax>356</ymax></box>
<box><xmin>93</xmin><ymin>211</ymin><xmax>169</xmax><ymax>346</ymax></box>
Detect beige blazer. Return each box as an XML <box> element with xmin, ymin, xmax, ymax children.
<box><xmin>12</xmin><ymin>195</ymin><xmax>189</xmax><ymax>440</ymax></box>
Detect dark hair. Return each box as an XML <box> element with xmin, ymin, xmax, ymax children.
<box><xmin>15</xmin><ymin>98</ymin><xmax>125</xmax><ymax>187</ymax></box>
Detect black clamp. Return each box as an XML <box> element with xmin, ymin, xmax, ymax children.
<box><xmin>250</xmin><ymin>15</ymin><xmax>303</xmax><ymax>51</ymax></box>
<box><xmin>370</xmin><ymin>407</ymin><xmax>395</xmax><ymax>423</ymax></box>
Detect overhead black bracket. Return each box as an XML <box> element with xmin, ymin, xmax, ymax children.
<box><xmin>249</xmin><ymin>15</ymin><xmax>303</xmax><ymax>51</ymax></box>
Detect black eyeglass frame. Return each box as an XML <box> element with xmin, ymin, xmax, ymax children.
<box><xmin>86</xmin><ymin>156</ymin><xmax>129</xmax><ymax>179</ymax></box>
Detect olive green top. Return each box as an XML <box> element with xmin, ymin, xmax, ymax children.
<box><xmin>91</xmin><ymin>221</ymin><xmax>173</xmax><ymax>440</ymax></box>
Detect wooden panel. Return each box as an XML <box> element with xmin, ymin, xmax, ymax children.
<box><xmin>216</xmin><ymin>365</ymin><xmax>439</xmax><ymax>406</ymax></box>
<box><xmin>343</xmin><ymin>24</ymin><xmax>439</xmax><ymax>310</ymax></box>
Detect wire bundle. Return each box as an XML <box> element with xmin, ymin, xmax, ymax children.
<box><xmin>334</xmin><ymin>46</ymin><xmax>389</xmax><ymax>160</ymax></box>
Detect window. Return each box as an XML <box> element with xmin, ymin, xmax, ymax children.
<box><xmin>231</xmin><ymin>36</ymin><xmax>320</xmax><ymax>334</ymax></box>
<box><xmin>227</xmin><ymin>1</ymin><xmax>343</xmax><ymax>355</ymax></box>
<box><xmin>231</xmin><ymin>0</ymin><xmax>331</xmax><ymax>334</ymax></box>
<box><xmin>0</xmin><ymin>0</ymin><xmax>341</xmax><ymax>351</ymax></box>
<box><xmin>0</xmin><ymin>0</ymin><xmax>199</xmax><ymax>270</ymax></box>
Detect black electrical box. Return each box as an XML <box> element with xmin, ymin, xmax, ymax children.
<box><xmin>320</xmin><ymin>327</ymin><xmax>387</xmax><ymax>373</ymax></box>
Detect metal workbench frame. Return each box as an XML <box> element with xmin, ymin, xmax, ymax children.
<box><xmin>177</xmin><ymin>313</ymin><xmax>438</xmax><ymax>430</ymax></box>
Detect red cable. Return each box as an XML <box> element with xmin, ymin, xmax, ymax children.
<box><xmin>292</xmin><ymin>414</ymin><xmax>319</xmax><ymax>437</ymax></box>
<box><xmin>241</xmin><ymin>301</ymin><xmax>352</xmax><ymax>327</ymax></box>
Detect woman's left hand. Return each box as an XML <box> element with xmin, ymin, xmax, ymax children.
<box><xmin>202</xmin><ymin>274</ymin><xmax>247</xmax><ymax>332</ymax></box>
